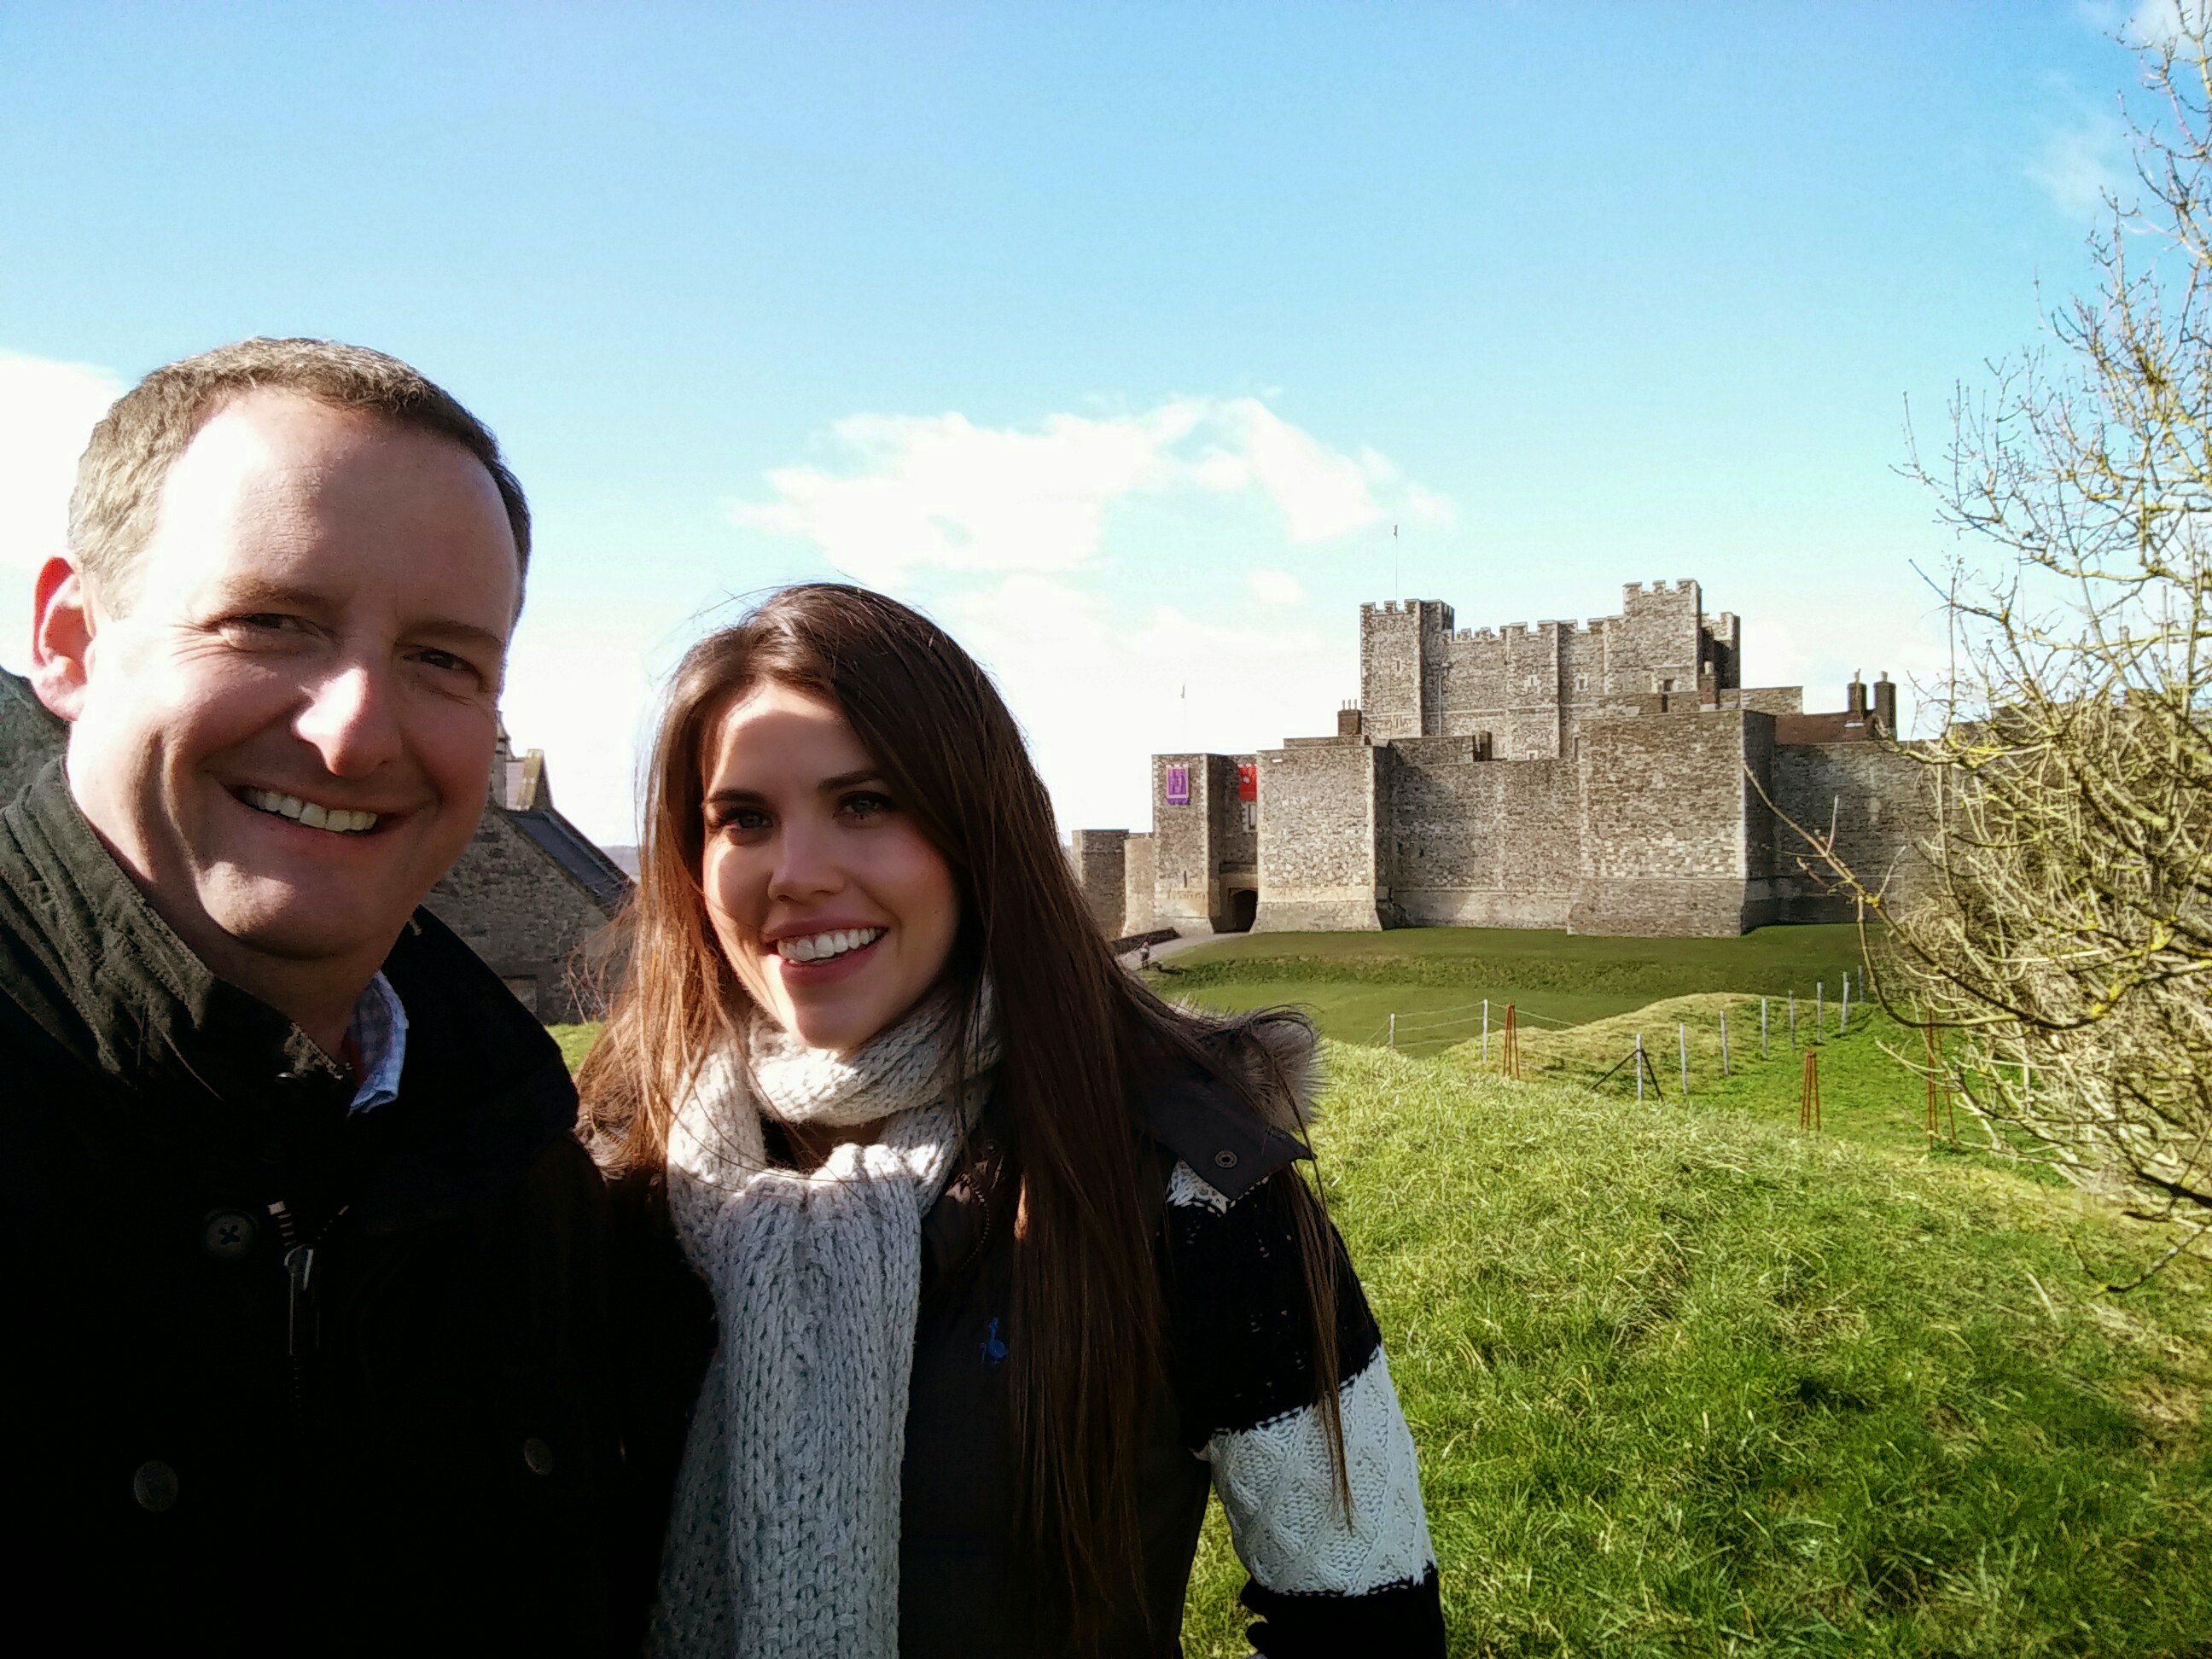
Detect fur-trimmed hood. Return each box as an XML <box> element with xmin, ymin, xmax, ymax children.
<box><xmin>1180</xmin><ymin>1003</ymin><xmax>1324</xmax><ymax>1140</ymax></box>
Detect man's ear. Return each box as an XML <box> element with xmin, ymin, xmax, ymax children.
<box><xmin>30</xmin><ymin>556</ymin><xmax>96</xmax><ymax>722</ymax></box>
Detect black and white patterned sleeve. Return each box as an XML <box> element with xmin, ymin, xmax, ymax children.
<box><xmin>1161</xmin><ymin>1160</ymin><xmax>1447</xmax><ymax>1658</ymax></box>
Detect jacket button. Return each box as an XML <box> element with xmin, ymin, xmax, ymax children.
<box><xmin>202</xmin><ymin>1208</ymin><xmax>258</xmax><ymax>1261</ymax></box>
<box><xmin>133</xmin><ymin>1461</ymin><xmax>179</xmax><ymax>1513</ymax></box>
<box><xmin>521</xmin><ymin>1437</ymin><xmax>556</xmax><ymax>1476</ymax></box>
<box><xmin>1212</xmin><ymin>1150</ymin><xmax>1239</xmax><ymax>1171</ymax></box>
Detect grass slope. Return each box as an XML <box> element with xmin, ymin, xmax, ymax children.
<box><xmin>1175</xmin><ymin>1042</ymin><xmax>2212</xmax><ymax>1656</ymax></box>
<box><xmin>1150</xmin><ymin>926</ymin><xmax>1866</xmax><ymax>1045</ymax></box>
<box><xmin>1445</xmin><ymin>998</ymin><xmax>1995</xmax><ymax>1165</ymax></box>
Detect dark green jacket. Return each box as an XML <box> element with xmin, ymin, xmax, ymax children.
<box><xmin>0</xmin><ymin>760</ymin><xmax>623</xmax><ymax>1651</ymax></box>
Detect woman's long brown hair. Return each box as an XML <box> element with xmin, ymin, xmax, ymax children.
<box><xmin>580</xmin><ymin>583</ymin><xmax>1343</xmax><ymax>1644</ymax></box>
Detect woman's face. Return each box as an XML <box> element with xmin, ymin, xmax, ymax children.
<box><xmin>699</xmin><ymin>679</ymin><xmax>961</xmax><ymax>1054</ymax></box>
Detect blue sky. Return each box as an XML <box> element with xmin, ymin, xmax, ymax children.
<box><xmin>0</xmin><ymin>2</ymin><xmax>2164</xmax><ymax>844</ymax></box>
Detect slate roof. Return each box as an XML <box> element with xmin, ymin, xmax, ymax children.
<box><xmin>509</xmin><ymin>807</ymin><xmax>632</xmax><ymax>911</ymax></box>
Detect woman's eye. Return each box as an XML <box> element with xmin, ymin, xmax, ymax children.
<box><xmin>840</xmin><ymin>791</ymin><xmax>894</xmax><ymax>821</ymax></box>
<box><xmin>713</xmin><ymin>806</ymin><xmax>771</xmax><ymax>835</ymax></box>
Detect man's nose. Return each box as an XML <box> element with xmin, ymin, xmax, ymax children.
<box><xmin>294</xmin><ymin>660</ymin><xmax>402</xmax><ymax>777</ymax></box>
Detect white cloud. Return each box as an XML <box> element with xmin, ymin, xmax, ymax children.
<box><xmin>1248</xmin><ymin>568</ymin><xmax>1304</xmax><ymax>606</ymax></box>
<box><xmin>2029</xmin><ymin>109</ymin><xmax>2129</xmax><ymax>220</ymax></box>
<box><xmin>940</xmin><ymin>574</ymin><xmax>1348</xmax><ymax>834</ymax></box>
<box><xmin>2128</xmin><ymin>0</ymin><xmax>2196</xmax><ymax>47</ymax></box>
<box><xmin>0</xmin><ymin>351</ymin><xmax>123</xmax><ymax>670</ymax></box>
<box><xmin>731</xmin><ymin>396</ymin><xmax>1451</xmax><ymax>584</ymax></box>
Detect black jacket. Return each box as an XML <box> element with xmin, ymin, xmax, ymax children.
<box><xmin>0</xmin><ymin>761</ymin><xmax>624</xmax><ymax>1652</ymax></box>
<box><xmin>619</xmin><ymin>1047</ymin><xmax>1448</xmax><ymax>1658</ymax></box>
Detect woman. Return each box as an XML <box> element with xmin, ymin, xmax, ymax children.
<box><xmin>584</xmin><ymin>585</ymin><xmax>1445</xmax><ymax>1658</ymax></box>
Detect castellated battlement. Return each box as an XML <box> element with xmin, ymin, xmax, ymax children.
<box><xmin>1076</xmin><ymin>573</ymin><xmax>1929</xmax><ymax>944</ymax></box>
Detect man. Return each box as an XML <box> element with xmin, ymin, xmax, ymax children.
<box><xmin>0</xmin><ymin>339</ymin><xmax>621</xmax><ymax>1649</ymax></box>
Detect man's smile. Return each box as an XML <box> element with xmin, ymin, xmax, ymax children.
<box><xmin>235</xmin><ymin>784</ymin><xmax>384</xmax><ymax>835</ymax></box>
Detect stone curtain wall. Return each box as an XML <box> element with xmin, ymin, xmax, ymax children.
<box><xmin>1769</xmin><ymin>742</ymin><xmax>1928</xmax><ymax>922</ymax></box>
<box><xmin>1253</xmin><ymin>740</ymin><xmax>1385</xmax><ymax>930</ymax></box>
<box><xmin>1380</xmin><ymin>736</ymin><xmax>1580</xmax><ymax>927</ymax></box>
<box><xmin>1121</xmin><ymin>833</ymin><xmax>1157</xmax><ymax>934</ymax></box>
<box><xmin>1065</xmin><ymin>829</ymin><xmax>1128</xmax><ymax>936</ymax></box>
<box><xmin>1569</xmin><ymin>707</ymin><xmax>1767</xmax><ymax>935</ymax></box>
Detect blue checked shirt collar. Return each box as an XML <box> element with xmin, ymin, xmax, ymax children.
<box><xmin>345</xmin><ymin>970</ymin><xmax>409</xmax><ymax>1115</ymax></box>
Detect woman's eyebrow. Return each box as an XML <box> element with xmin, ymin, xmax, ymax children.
<box><xmin>702</xmin><ymin>771</ymin><xmax>882</xmax><ymax>808</ymax></box>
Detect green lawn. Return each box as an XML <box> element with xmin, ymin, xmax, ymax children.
<box><xmin>1180</xmin><ymin>1042</ymin><xmax>2212</xmax><ymax>1656</ymax></box>
<box><xmin>1148</xmin><ymin>925</ymin><xmax>1868</xmax><ymax>1047</ymax></box>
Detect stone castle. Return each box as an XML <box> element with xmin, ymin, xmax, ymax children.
<box><xmin>1068</xmin><ymin>579</ymin><xmax>1921</xmax><ymax>939</ymax></box>
<box><xmin>0</xmin><ymin>667</ymin><xmax>628</xmax><ymax>1022</ymax></box>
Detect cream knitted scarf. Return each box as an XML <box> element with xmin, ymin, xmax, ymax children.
<box><xmin>649</xmin><ymin>990</ymin><xmax>998</xmax><ymax>1659</ymax></box>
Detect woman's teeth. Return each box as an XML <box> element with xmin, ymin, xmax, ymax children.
<box><xmin>240</xmin><ymin>787</ymin><xmax>380</xmax><ymax>835</ymax></box>
<box><xmin>775</xmin><ymin>927</ymin><xmax>884</xmax><ymax>963</ymax></box>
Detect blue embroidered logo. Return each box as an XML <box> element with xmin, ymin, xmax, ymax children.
<box><xmin>981</xmin><ymin>1317</ymin><xmax>1009</xmax><ymax>1367</ymax></box>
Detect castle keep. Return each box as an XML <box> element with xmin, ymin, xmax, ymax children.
<box><xmin>1073</xmin><ymin>579</ymin><xmax>1920</xmax><ymax>940</ymax></box>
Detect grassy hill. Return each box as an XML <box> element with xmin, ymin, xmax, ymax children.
<box><xmin>1178</xmin><ymin>1042</ymin><xmax>2212</xmax><ymax>1656</ymax></box>
<box><xmin>1146</xmin><ymin>925</ymin><xmax>1868</xmax><ymax>1047</ymax></box>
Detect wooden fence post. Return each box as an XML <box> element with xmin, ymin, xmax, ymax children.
<box><xmin>1679</xmin><ymin>1022</ymin><xmax>1689</xmax><ymax>1097</ymax></box>
<box><xmin>1720</xmin><ymin>1008</ymin><xmax>1731</xmax><ymax>1078</ymax></box>
<box><xmin>1924</xmin><ymin>1022</ymin><xmax>1941</xmax><ymax>1146</ymax></box>
<box><xmin>1501</xmin><ymin>1003</ymin><xmax>1521</xmax><ymax>1080</ymax></box>
<box><xmin>1635</xmin><ymin>1033</ymin><xmax>1644</xmax><ymax>1102</ymax></box>
<box><xmin>1800</xmin><ymin>1050</ymin><xmax>1822</xmax><ymax>1132</ymax></box>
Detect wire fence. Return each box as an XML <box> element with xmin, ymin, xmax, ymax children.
<box><xmin>1364</xmin><ymin>971</ymin><xmax>1876</xmax><ymax>1123</ymax></box>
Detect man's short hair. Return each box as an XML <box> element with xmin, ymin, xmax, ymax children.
<box><xmin>68</xmin><ymin>336</ymin><xmax>532</xmax><ymax>607</ymax></box>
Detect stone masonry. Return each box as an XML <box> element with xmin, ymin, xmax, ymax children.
<box><xmin>1073</xmin><ymin>579</ymin><xmax>1924</xmax><ymax>940</ymax></box>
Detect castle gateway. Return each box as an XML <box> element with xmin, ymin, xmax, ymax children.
<box><xmin>1069</xmin><ymin>579</ymin><xmax>1921</xmax><ymax>940</ymax></box>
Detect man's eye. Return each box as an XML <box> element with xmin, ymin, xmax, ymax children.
<box><xmin>229</xmin><ymin>613</ymin><xmax>308</xmax><ymax>635</ymax></box>
<box><xmin>412</xmin><ymin>648</ymin><xmax>469</xmax><ymax>675</ymax></box>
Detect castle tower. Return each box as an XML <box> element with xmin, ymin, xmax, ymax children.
<box><xmin>1359</xmin><ymin>600</ymin><xmax>1454</xmax><ymax>740</ymax></box>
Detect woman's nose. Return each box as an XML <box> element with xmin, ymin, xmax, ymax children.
<box><xmin>766</xmin><ymin>819</ymin><xmax>844</xmax><ymax>901</ymax></box>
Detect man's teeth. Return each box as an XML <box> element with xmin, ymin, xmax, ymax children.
<box><xmin>240</xmin><ymin>788</ymin><xmax>380</xmax><ymax>835</ymax></box>
<box><xmin>775</xmin><ymin>928</ymin><xmax>885</xmax><ymax>963</ymax></box>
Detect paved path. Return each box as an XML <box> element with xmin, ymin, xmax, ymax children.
<box><xmin>1115</xmin><ymin>930</ymin><xmax>1225</xmax><ymax>966</ymax></box>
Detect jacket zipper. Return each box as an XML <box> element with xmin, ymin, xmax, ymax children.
<box><xmin>266</xmin><ymin>1200</ymin><xmax>314</xmax><ymax>1410</ymax></box>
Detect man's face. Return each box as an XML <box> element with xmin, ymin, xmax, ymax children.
<box><xmin>56</xmin><ymin>391</ymin><xmax>519</xmax><ymax>982</ymax></box>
